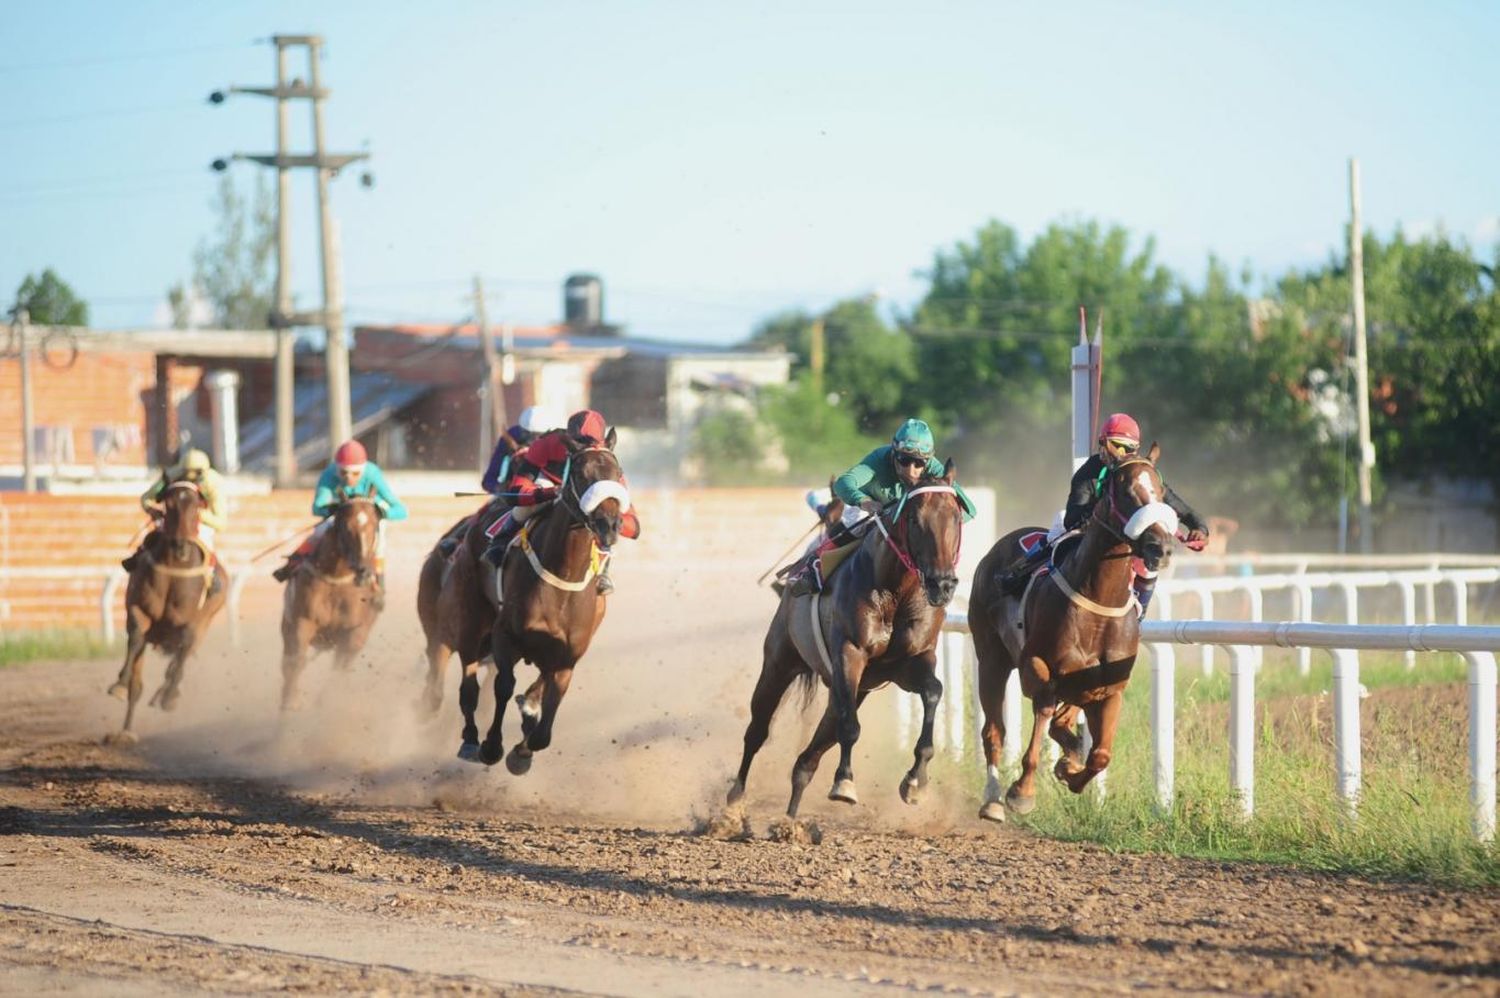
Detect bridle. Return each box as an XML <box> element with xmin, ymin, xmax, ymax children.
<box><xmin>555</xmin><ymin>445</ymin><xmax>630</xmax><ymax>548</ymax></box>
<box><xmin>1092</xmin><ymin>458</ymin><xmax>1178</xmax><ymax>556</ymax></box>
<box><xmin>878</xmin><ymin>484</ymin><xmax>962</xmax><ymax>579</ymax></box>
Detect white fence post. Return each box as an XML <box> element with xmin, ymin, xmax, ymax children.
<box><xmin>1294</xmin><ymin>581</ymin><xmax>1314</xmax><ymax>676</ymax></box>
<box><xmin>1398</xmin><ymin>581</ymin><xmax>1417</xmax><ymax>670</ymax></box>
<box><xmin>1150</xmin><ymin>642</ymin><xmax>1175</xmax><ymax>812</ymax></box>
<box><xmin>1199</xmin><ymin>591</ymin><xmax>1215</xmax><ymax>675</ymax></box>
<box><xmin>1330</xmin><ymin>648</ymin><xmax>1362</xmax><ymax>817</ymax></box>
<box><xmin>943</xmin><ymin>630</ymin><xmax>967</xmax><ymax>761</ymax></box>
<box><xmin>1450</xmin><ymin>579</ymin><xmax>1469</xmax><ymax>627</ymax></box>
<box><xmin>100</xmin><ymin>571</ymin><xmax>123</xmax><ymax>643</ymax></box>
<box><xmin>1466</xmin><ymin>651</ymin><xmax>1497</xmax><ymax>843</ymax></box>
<box><xmin>1229</xmin><ymin>644</ymin><xmax>1256</xmax><ymax>818</ymax></box>
<box><xmin>1003</xmin><ymin>669</ymin><xmax>1022</xmax><ymax>769</ymax></box>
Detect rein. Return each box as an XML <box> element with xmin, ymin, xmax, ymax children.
<box><xmin>513</xmin><ymin>447</ymin><xmax>626</xmax><ymax>593</ymax></box>
<box><xmin>877</xmin><ymin>485</ymin><xmax>959</xmax><ymax>578</ymax></box>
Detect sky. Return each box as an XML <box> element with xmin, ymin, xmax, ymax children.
<box><xmin>2</xmin><ymin>1</ymin><xmax>1496</xmax><ymax>346</ymax></box>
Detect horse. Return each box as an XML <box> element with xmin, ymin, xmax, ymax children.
<box><xmin>968</xmin><ymin>444</ymin><xmax>1177</xmax><ymax>820</ymax></box>
<box><xmin>415</xmin><ymin>503</ymin><xmax>505</xmax><ymax>714</ymax></box>
<box><xmin>278</xmin><ymin>496</ymin><xmax>384</xmax><ymax>710</ymax></box>
<box><xmin>728</xmin><ymin>463</ymin><xmax>965</xmax><ymax>819</ymax></box>
<box><xmin>457</xmin><ymin>431</ymin><xmax>629</xmax><ymax>774</ymax></box>
<box><xmin>107</xmin><ymin>481</ymin><xmax>228</xmax><ymax>741</ymax></box>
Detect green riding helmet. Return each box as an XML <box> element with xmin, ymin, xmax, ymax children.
<box><xmin>892</xmin><ymin>418</ymin><xmax>935</xmax><ymax>457</ymax></box>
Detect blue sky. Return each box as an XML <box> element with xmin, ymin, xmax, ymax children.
<box><xmin>2</xmin><ymin>1</ymin><xmax>1495</xmax><ymax>345</ymax></box>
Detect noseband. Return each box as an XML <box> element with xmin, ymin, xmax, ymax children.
<box><xmin>557</xmin><ymin>448</ymin><xmax>629</xmax><ymax>545</ymax></box>
<box><xmin>1095</xmin><ymin>460</ymin><xmax>1178</xmax><ymax>554</ymax></box>
<box><xmin>879</xmin><ymin>485</ymin><xmax>961</xmax><ymax>578</ymax></box>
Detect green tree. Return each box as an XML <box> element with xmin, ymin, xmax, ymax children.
<box><xmin>689</xmin><ymin>406</ymin><xmax>767</xmax><ymax>485</ymax></box>
<box><xmin>12</xmin><ymin>268</ymin><xmax>89</xmax><ymax>325</ymax></box>
<box><xmin>169</xmin><ymin>173</ymin><xmax>275</xmax><ymax>329</ymax></box>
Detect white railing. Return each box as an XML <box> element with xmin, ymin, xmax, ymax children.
<box><xmin>1177</xmin><ymin>552</ymin><xmax>1500</xmax><ymax>573</ymax></box>
<box><xmin>0</xmin><ymin>566</ymin><xmax>253</xmax><ymax>646</ymax></box>
<box><xmin>930</xmin><ymin>610</ymin><xmax>1498</xmax><ymax>842</ymax></box>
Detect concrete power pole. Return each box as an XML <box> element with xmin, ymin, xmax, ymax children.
<box><xmin>472</xmin><ymin>275</ymin><xmax>505</xmax><ymax>468</ymax></box>
<box><xmin>212</xmin><ymin>34</ymin><xmax>368</xmax><ymax>474</ymax></box>
<box><xmin>1349</xmin><ymin>157</ymin><xmax>1375</xmax><ymax>553</ymax></box>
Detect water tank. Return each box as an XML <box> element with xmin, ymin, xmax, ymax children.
<box><xmin>563</xmin><ymin>273</ymin><xmax>603</xmax><ymax>328</ymax></box>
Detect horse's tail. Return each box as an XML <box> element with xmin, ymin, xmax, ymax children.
<box><xmin>792</xmin><ymin>664</ymin><xmax>819</xmax><ymax>712</ymax></box>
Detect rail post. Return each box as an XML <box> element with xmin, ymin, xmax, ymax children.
<box><xmin>1330</xmin><ymin>648</ymin><xmax>1362</xmax><ymax>818</ymax></box>
<box><xmin>1150</xmin><ymin>642</ymin><xmax>1175</xmax><ymax>812</ymax></box>
<box><xmin>1397</xmin><ymin>580</ymin><xmax>1417</xmax><ymax>670</ymax></box>
<box><xmin>1199</xmin><ymin>590</ymin><xmax>1215</xmax><ymax>675</ymax></box>
<box><xmin>100</xmin><ymin>571</ymin><xmax>123</xmax><ymax>643</ymax></box>
<box><xmin>1466</xmin><ymin>651</ymin><xmax>1497</xmax><ymax>843</ymax></box>
<box><xmin>1002</xmin><ymin>668</ymin><xmax>1021</xmax><ymax>768</ymax></box>
<box><xmin>1294</xmin><ymin>581</ymin><xmax>1314</xmax><ymax>676</ymax></box>
<box><xmin>1229</xmin><ymin>644</ymin><xmax>1256</xmax><ymax>818</ymax></box>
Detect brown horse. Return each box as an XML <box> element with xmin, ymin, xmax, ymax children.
<box><xmin>458</xmin><ymin>434</ymin><xmax>629</xmax><ymax>774</ymax></box>
<box><xmin>278</xmin><ymin>496</ymin><xmax>383</xmax><ymax>710</ymax></box>
<box><xmin>415</xmin><ymin>503</ymin><xmax>505</xmax><ymax>714</ymax></box>
<box><xmin>107</xmin><ymin>481</ymin><xmax>228</xmax><ymax>741</ymax></box>
<box><xmin>728</xmin><ymin>464</ymin><xmax>965</xmax><ymax>819</ymax></box>
<box><xmin>969</xmin><ymin>446</ymin><xmax>1177</xmax><ymax>820</ymax></box>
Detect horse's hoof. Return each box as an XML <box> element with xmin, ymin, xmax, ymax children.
<box><xmin>726</xmin><ymin>780</ymin><xmax>746</xmax><ymax>806</ymax></box>
<box><xmin>106</xmin><ymin>682</ymin><xmax>128</xmax><ymax>701</ymax></box>
<box><xmin>478</xmin><ymin>741</ymin><xmax>503</xmax><ymax>767</ymax></box>
<box><xmin>979</xmin><ymin>800</ymin><xmax>1007</xmax><ymax>823</ymax></box>
<box><xmin>1005</xmin><ymin>790</ymin><xmax>1036</xmax><ymax>815</ymax></box>
<box><xmin>505</xmin><ymin>746</ymin><xmax>533</xmax><ymax>776</ymax></box>
<box><xmin>456</xmin><ymin>741</ymin><xmax>482</xmax><ymax>763</ymax></box>
<box><xmin>1053</xmin><ymin>758</ymin><xmax>1084</xmax><ymax>783</ymax></box>
<box><xmin>828</xmin><ymin>778</ymin><xmax>858</xmax><ymax>805</ymax></box>
<box><xmin>103</xmin><ymin>730</ymin><xmax>138</xmax><ymax>747</ymax></box>
<box><xmin>898</xmin><ymin>774</ymin><xmax>923</xmax><ymax>806</ymax></box>
<box><xmin>158</xmin><ymin>689</ymin><xmax>181</xmax><ymax>713</ymax></box>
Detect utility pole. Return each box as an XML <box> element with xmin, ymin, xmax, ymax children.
<box><xmin>1349</xmin><ymin>157</ymin><xmax>1374</xmax><ymax>553</ymax></box>
<box><xmin>472</xmin><ymin>275</ymin><xmax>505</xmax><ymax>468</ymax></box>
<box><xmin>211</xmin><ymin>34</ymin><xmax>368</xmax><ymax>474</ymax></box>
<box><xmin>15</xmin><ymin>309</ymin><xmax>35</xmax><ymax>493</ymax></box>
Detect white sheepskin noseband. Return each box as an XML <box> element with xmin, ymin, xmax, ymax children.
<box><xmin>579</xmin><ymin>480</ymin><xmax>630</xmax><ymax>515</ymax></box>
<box><xmin>1123</xmin><ymin>502</ymin><xmax>1178</xmax><ymax>540</ymax></box>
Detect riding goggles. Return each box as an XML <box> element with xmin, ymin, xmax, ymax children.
<box><xmin>1104</xmin><ymin>438</ymin><xmax>1139</xmax><ymax>454</ymax></box>
<box><xmin>893</xmin><ymin>452</ymin><xmax>928</xmax><ymax>468</ymax></box>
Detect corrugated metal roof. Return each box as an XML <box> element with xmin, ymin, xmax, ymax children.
<box><xmin>239</xmin><ymin>370</ymin><xmax>433</xmax><ymax>472</ymax></box>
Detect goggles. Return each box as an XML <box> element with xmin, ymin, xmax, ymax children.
<box><xmin>893</xmin><ymin>451</ymin><xmax>928</xmax><ymax>469</ymax></box>
<box><xmin>1104</xmin><ymin>438</ymin><xmax>1139</xmax><ymax>454</ymax></box>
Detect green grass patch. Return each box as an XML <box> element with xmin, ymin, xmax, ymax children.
<box><xmin>948</xmin><ymin>649</ymin><xmax>1500</xmax><ymax>887</ymax></box>
<box><xmin>0</xmin><ymin>629</ymin><xmax>121</xmax><ymax>666</ymax></box>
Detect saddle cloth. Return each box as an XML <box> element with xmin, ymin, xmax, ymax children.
<box><xmin>817</xmin><ymin>539</ymin><xmax>861</xmax><ymax>583</ymax></box>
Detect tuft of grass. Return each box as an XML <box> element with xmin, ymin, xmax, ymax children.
<box><xmin>0</xmin><ymin>629</ymin><xmax>120</xmax><ymax>666</ymax></box>
<box><xmin>955</xmin><ymin>649</ymin><xmax>1500</xmax><ymax>887</ymax></box>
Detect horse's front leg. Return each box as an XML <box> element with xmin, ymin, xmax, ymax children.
<box><xmin>1007</xmin><ymin>654</ymin><xmax>1056</xmax><ymax>815</ymax></box>
<box><xmin>508</xmin><ymin>665</ymin><xmax>573</xmax><ymax>776</ymax></box>
<box><xmin>150</xmin><ymin>629</ymin><xmax>199</xmax><ymax>712</ymax></box>
<box><xmin>896</xmin><ymin>651</ymin><xmax>942</xmax><ymax>806</ymax></box>
<box><xmin>280</xmin><ymin>615</ymin><xmax>316</xmax><ymax>712</ymax></box>
<box><xmin>477</xmin><ymin>627</ymin><xmax>521</xmax><ymax>767</ymax></box>
<box><xmin>106</xmin><ymin>614</ymin><xmax>151</xmax><ymax>744</ymax></box>
<box><xmin>1049</xmin><ymin>703</ymin><xmax>1087</xmax><ymax>784</ymax></box>
<box><xmin>1064</xmin><ymin>688</ymin><xmax>1125</xmax><ymax>795</ymax></box>
<box><xmin>827</xmin><ymin>642</ymin><xmax>869</xmax><ymax>805</ymax></box>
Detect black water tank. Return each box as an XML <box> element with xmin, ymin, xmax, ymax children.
<box><xmin>563</xmin><ymin>273</ymin><xmax>603</xmax><ymax>328</ymax></box>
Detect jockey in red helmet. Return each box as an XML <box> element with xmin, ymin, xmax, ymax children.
<box><xmin>481</xmin><ymin>408</ymin><xmax>639</xmax><ymax>596</ymax></box>
<box><xmin>997</xmin><ymin>413</ymin><xmax>1208</xmax><ymax>615</ymax></box>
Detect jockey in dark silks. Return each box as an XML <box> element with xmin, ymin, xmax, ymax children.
<box><xmin>481</xmin><ymin>409</ymin><xmax>640</xmax><ymax>595</ymax></box>
<box><xmin>784</xmin><ymin>418</ymin><xmax>977</xmax><ymax>596</ymax></box>
<box><xmin>481</xmin><ymin>405</ymin><xmax>559</xmax><ymax>496</ymax></box>
<box><xmin>998</xmin><ymin>412</ymin><xmax>1208</xmax><ymax>615</ymax></box>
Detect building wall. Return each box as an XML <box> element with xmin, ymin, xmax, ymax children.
<box><xmin>0</xmin><ymin>350</ymin><xmax>156</xmax><ymax>468</ymax></box>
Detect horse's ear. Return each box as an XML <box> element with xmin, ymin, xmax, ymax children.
<box><xmin>563</xmin><ymin>434</ymin><xmax>584</xmax><ymax>455</ymax></box>
<box><xmin>942</xmin><ymin>457</ymin><xmax>956</xmax><ymax>482</ymax></box>
<box><xmin>605</xmin><ymin>426</ymin><xmax>618</xmax><ymax>451</ymax></box>
<box><xmin>1146</xmin><ymin>441</ymin><xmax>1161</xmax><ymax>464</ymax></box>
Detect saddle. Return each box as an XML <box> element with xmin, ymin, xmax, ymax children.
<box><xmin>816</xmin><ymin>539</ymin><xmax>861</xmax><ymax>585</ymax></box>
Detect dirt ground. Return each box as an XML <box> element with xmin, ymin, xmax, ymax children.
<box><xmin>3</xmin><ymin>552</ymin><xmax>1499</xmax><ymax>996</ymax></box>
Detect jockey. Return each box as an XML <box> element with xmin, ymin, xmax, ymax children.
<box><xmin>272</xmin><ymin>440</ymin><xmax>409</xmax><ymax>606</ymax></box>
<box><xmin>785</xmin><ymin>418</ymin><xmax>975</xmax><ymax>596</ymax></box>
<box><xmin>121</xmin><ymin>447</ymin><xmax>227</xmax><ymax>594</ymax></box>
<box><xmin>481</xmin><ymin>408</ymin><xmax>640</xmax><ymax>596</ymax></box>
<box><xmin>481</xmin><ymin>404</ymin><xmax>560</xmax><ymax>496</ymax></box>
<box><xmin>997</xmin><ymin>412</ymin><xmax>1208</xmax><ymax>614</ymax></box>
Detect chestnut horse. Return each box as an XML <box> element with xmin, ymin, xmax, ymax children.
<box><xmin>415</xmin><ymin>502</ymin><xmax>505</xmax><ymax>714</ymax></box>
<box><xmin>728</xmin><ymin>463</ymin><xmax>964</xmax><ymax>819</ymax></box>
<box><xmin>278</xmin><ymin>496</ymin><xmax>383</xmax><ymax>710</ymax></box>
<box><xmin>968</xmin><ymin>445</ymin><xmax>1177</xmax><ymax>820</ymax></box>
<box><xmin>457</xmin><ymin>434</ymin><xmax>629</xmax><ymax>774</ymax></box>
<box><xmin>107</xmin><ymin>481</ymin><xmax>228</xmax><ymax>741</ymax></box>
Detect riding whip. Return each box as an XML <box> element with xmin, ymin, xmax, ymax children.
<box><xmin>756</xmin><ymin>519</ymin><xmax>825</xmax><ymax>586</ymax></box>
<box><xmin>249</xmin><ymin>523</ymin><xmax>317</xmax><ymax>562</ymax></box>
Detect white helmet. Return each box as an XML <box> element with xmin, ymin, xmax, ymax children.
<box><xmin>518</xmin><ymin>405</ymin><xmax>559</xmax><ymax>434</ymax></box>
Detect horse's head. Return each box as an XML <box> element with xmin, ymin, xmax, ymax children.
<box><xmin>895</xmin><ymin>458</ymin><xmax>964</xmax><ymax>607</ymax></box>
<box><xmin>1101</xmin><ymin>443</ymin><xmax>1175</xmax><ymax>574</ymax></box>
<box><xmin>331</xmin><ymin>496</ymin><xmax>381</xmax><ymax>585</ymax></box>
<box><xmin>562</xmin><ymin>429</ymin><xmax>628</xmax><ymax>550</ymax></box>
<box><xmin>161</xmin><ymin>481</ymin><xmax>203</xmax><ymax>560</ymax></box>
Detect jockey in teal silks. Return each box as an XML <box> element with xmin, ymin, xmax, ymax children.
<box><xmin>784</xmin><ymin>418</ymin><xmax>976</xmax><ymax>596</ymax></box>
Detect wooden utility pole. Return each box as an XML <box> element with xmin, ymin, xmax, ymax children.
<box><xmin>473</xmin><ymin>275</ymin><xmax>505</xmax><ymax>468</ymax></box>
<box><xmin>1349</xmin><ymin>157</ymin><xmax>1375</xmax><ymax>553</ymax></box>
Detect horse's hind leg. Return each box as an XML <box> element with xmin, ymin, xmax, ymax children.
<box><xmin>974</xmin><ymin>625</ymin><xmax>1015</xmax><ymax>821</ymax></box>
<box><xmin>456</xmin><ymin>659</ymin><xmax>485</xmax><ymax>761</ymax></box>
<box><xmin>515</xmin><ymin>676</ymin><xmax>544</xmax><ymax>740</ymax></box>
<box><xmin>1063</xmin><ymin>691</ymin><xmax>1124</xmax><ymax>795</ymax></box>
<box><xmin>1049</xmin><ymin>703</ymin><xmax>1087</xmax><ymax>783</ymax></box>
<box><xmin>896</xmin><ymin>652</ymin><xmax>942</xmax><ymax>806</ymax></box>
<box><xmin>787</xmin><ymin>688</ymin><xmax>869</xmax><ymax>818</ymax></box>
<box><xmin>1006</xmin><ymin>657</ymin><xmax>1056</xmax><ymax>814</ymax></box>
<box><xmin>507</xmin><ymin>666</ymin><xmax>573</xmax><ymax>776</ymax></box>
<box><xmin>826</xmin><ymin>644</ymin><xmax>870</xmax><ymax>806</ymax></box>
<box><xmin>728</xmin><ymin>653</ymin><xmax>802</xmax><ymax>805</ymax></box>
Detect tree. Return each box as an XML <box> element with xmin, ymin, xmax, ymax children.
<box><xmin>169</xmin><ymin>174</ymin><xmax>275</xmax><ymax>329</ymax></box>
<box><xmin>12</xmin><ymin>268</ymin><xmax>88</xmax><ymax>325</ymax></box>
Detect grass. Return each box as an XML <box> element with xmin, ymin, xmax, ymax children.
<box><xmin>943</xmin><ymin>647</ymin><xmax>1500</xmax><ymax>888</ymax></box>
<box><xmin>0</xmin><ymin>629</ymin><xmax>121</xmax><ymax>666</ymax></box>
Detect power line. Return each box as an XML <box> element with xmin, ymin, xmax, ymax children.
<box><xmin>1</xmin><ymin>168</ymin><xmax>206</xmax><ymax>197</ymax></box>
<box><xmin>0</xmin><ymin>42</ymin><xmax>252</xmax><ymax>75</ymax></box>
<box><xmin>0</xmin><ymin>101</ymin><xmax>202</xmax><ymax>131</ymax></box>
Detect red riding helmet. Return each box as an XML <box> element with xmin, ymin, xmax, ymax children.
<box><xmin>1097</xmin><ymin>413</ymin><xmax>1141</xmax><ymax>446</ymax></box>
<box><xmin>334</xmin><ymin>439</ymin><xmax>368</xmax><ymax>469</ymax></box>
<box><xmin>566</xmin><ymin>409</ymin><xmax>608</xmax><ymax>445</ymax></box>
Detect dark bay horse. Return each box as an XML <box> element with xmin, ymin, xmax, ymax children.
<box><xmin>728</xmin><ymin>463</ymin><xmax>964</xmax><ymax>819</ymax></box>
<box><xmin>458</xmin><ymin>433</ymin><xmax>629</xmax><ymax>774</ymax></box>
<box><xmin>107</xmin><ymin>481</ymin><xmax>228</xmax><ymax>741</ymax></box>
<box><xmin>968</xmin><ymin>445</ymin><xmax>1177</xmax><ymax>820</ymax></box>
<box><xmin>279</xmin><ymin>496</ymin><xmax>383</xmax><ymax>710</ymax></box>
<box><xmin>416</xmin><ymin>502</ymin><xmax>505</xmax><ymax>714</ymax></box>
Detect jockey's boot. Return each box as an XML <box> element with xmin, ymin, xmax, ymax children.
<box><xmin>482</xmin><ymin>515</ymin><xmax>518</xmax><ymax>569</ymax></box>
<box><xmin>998</xmin><ymin>545</ymin><xmax>1049</xmax><ymax>596</ymax></box>
<box><xmin>121</xmin><ymin>549</ymin><xmax>141</xmax><ymax>573</ymax></box>
<box><xmin>372</xmin><ymin>572</ymin><xmax>387</xmax><ymax>612</ymax></box>
<box><xmin>596</xmin><ymin>562</ymin><xmax>614</xmax><ymax>596</ymax></box>
<box><xmin>1134</xmin><ymin>574</ymin><xmax>1158</xmax><ymax>619</ymax></box>
<box><xmin>271</xmin><ymin>555</ymin><xmax>299</xmax><ymax>583</ymax></box>
<box><xmin>785</xmin><ymin>558</ymin><xmax>824</xmax><ymax>598</ymax></box>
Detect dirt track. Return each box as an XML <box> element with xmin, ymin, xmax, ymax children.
<box><xmin>3</xmin><ymin>557</ymin><xmax>1499</xmax><ymax>996</ymax></box>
